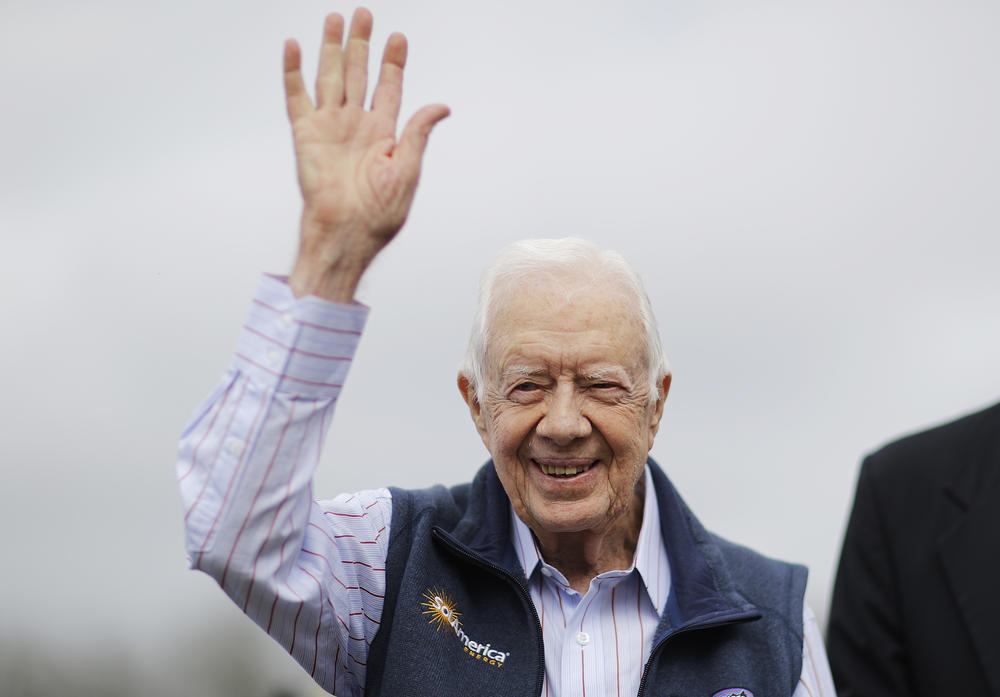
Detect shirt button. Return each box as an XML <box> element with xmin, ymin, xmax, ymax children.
<box><xmin>226</xmin><ymin>440</ymin><xmax>241</xmax><ymax>456</ymax></box>
<box><xmin>576</xmin><ymin>631</ymin><xmax>590</xmax><ymax>646</ymax></box>
<box><xmin>539</xmin><ymin>567</ymin><xmax>553</xmax><ymax>577</ymax></box>
<box><xmin>266</xmin><ymin>349</ymin><xmax>280</xmax><ymax>366</ymax></box>
<box><xmin>280</xmin><ymin>313</ymin><xmax>294</xmax><ymax>328</ymax></box>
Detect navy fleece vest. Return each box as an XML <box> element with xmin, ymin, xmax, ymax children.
<box><xmin>365</xmin><ymin>460</ymin><xmax>806</xmax><ymax>697</ymax></box>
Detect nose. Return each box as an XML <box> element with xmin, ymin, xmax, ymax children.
<box><xmin>535</xmin><ymin>383</ymin><xmax>591</xmax><ymax>445</ymax></box>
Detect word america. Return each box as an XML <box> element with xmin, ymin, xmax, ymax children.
<box><xmin>426</xmin><ymin>593</ymin><xmax>511</xmax><ymax>666</ymax></box>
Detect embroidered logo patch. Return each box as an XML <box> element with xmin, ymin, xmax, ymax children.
<box><xmin>422</xmin><ymin>588</ymin><xmax>462</xmax><ymax>631</ymax></box>
<box><xmin>712</xmin><ymin>689</ymin><xmax>754</xmax><ymax>697</ymax></box>
<box><xmin>421</xmin><ymin>587</ymin><xmax>512</xmax><ymax>668</ymax></box>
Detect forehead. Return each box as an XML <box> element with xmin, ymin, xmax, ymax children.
<box><xmin>487</xmin><ymin>276</ymin><xmax>645</xmax><ymax>374</ymax></box>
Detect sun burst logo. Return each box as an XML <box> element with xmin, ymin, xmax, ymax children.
<box><xmin>419</xmin><ymin>586</ymin><xmax>512</xmax><ymax>667</ymax></box>
<box><xmin>421</xmin><ymin>588</ymin><xmax>461</xmax><ymax>633</ymax></box>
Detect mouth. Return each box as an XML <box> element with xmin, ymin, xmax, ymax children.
<box><xmin>534</xmin><ymin>459</ymin><xmax>597</xmax><ymax>478</ymax></box>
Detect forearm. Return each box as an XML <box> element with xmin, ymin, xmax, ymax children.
<box><xmin>178</xmin><ymin>275</ymin><xmax>363</xmax><ymax>559</ymax></box>
<box><xmin>176</xmin><ymin>274</ymin><xmax>387</xmax><ymax>694</ymax></box>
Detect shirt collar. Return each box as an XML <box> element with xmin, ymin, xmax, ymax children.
<box><xmin>509</xmin><ymin>465</ymin><xmax>671</xmax><ymax>613</ymax></box>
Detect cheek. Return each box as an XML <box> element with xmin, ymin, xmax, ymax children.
<box><xmin>602</xmin><ymin>418</ymin><xmax>653</xmax><ymax>488</ymax></box>
<box><xmin>605</xmin><ymin>408</ymin><xmax>652</xmax><ymax>451</ymax></box>
<box><xmin>483</xmin><ymin>406</ymin><xmax>527</xmax><ymax>457</ymax></box>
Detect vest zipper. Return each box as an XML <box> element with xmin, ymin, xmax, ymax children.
<box><xmin>432</xmin><ymin>527</ymin><xmax>546</xmax><ymax>697</ymax></box>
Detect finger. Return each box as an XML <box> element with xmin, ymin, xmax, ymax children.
<box><xmin>370</xmin><ymin>32</ymin><xmax>407</xmax><ymax>122</ymax></box>
<box><xmin>315</xmin><ymin>13</ymin><xmax>346</xmax><ymax>109</ymax></box>
<box><xmin>343</xmin><ymin>7</ymin><xmax>373</xmax><ymax>107</ymax></box>
<box><xmin>283</xmin><ymin>39</ymin><xmax>313</xmax><ymax>122</ymax></box>
<box><xmin>395</xmin><ymin>103</ymin><xmax>450</xmax><ymax>170</ymax></box>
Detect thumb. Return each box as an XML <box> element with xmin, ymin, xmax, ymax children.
<box><xmin>396</xmin><ymin>103</ymin><xmax>450</xmax><ymax>171</ymax></box>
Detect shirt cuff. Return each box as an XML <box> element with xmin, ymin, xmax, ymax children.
<box><xmin>233</xmin><ymin>273</ymin><xmax>369</xmax><ymax>397</ymax></box>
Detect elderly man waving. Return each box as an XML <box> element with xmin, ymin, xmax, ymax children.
<box><xmin>177</xmin><ymin>9</ymin><xmax>834</xmax><ymax>697</ymax></box>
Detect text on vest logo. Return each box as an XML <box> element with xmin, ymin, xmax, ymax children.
<box><xmin>421</xmin><ymin>587</ymin><xmax>512</xmax><ymax>668</ymax></box>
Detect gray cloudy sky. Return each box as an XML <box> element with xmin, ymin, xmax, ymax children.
<box><xmin>2</xmin><ymin>0</ymin><xmax>999</xmax><ymax>692</ymax></box>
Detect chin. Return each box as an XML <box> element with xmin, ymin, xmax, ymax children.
<box><xmin>527</xmin><ymin>503</ymin><xmax>610</xmax><ymax>536</ymax></box>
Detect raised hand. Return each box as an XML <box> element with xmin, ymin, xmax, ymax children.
<box><xmin>284</xmin><ymin>9</ymin><xmax>450</xmax><ymax>301</ymax></box>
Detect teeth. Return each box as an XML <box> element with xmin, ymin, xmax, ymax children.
<box><xmin>540</xmin><ymin>462</ymin><xmax>593</xmax><ymax>477</ymax></box>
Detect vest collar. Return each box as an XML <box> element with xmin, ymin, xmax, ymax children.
<box><xmin>437</xmin><ymin>458</ymin><xmax>762</xmax><ymax>637</ymax></box>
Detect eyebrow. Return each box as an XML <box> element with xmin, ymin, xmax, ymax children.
<box><xmin>579</xmin><ymin>367</ymin><xmax>630</xmax><ymax>383</ymax></box>
<box><xmin>500</xmin><ymin>365</ymin><xmax>548</xmax><ymax>383</ymax></box>
<box><xmin>499</xmin><ymin>365</ymin><xmax>631</xmax><ymax>383</ymax></box>
<box><xmin>581</xmin><ymin>369</ymin><xmax>611</xmax><ymax>381</ymax></box>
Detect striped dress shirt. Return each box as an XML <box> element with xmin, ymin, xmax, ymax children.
<box><xmin>510</xmin><ymin>468</ymin><xmax>670</xmax><ymax>697</ymax></box>
<box><xmin>178</xmin><ymin>274</ymin><xmax>835</xmax><ymax>697</ymax></box>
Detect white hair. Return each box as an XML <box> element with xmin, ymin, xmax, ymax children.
<box><xmin>461</xmin><ymin>238</ymin><xmax>669</xmax><ymax>404</ymax></box>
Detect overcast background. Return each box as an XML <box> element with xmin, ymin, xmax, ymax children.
<box><xmin>3</xmin><ymin>0</ymin><xmax>999</xmax><ymax>694</ymax></box>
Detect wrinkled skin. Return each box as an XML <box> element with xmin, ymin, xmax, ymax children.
<box><xmin>460</xmin><ymin>276</ymin><xmax>670</xmax><ymax>589</ymax></box>
<box><xmin>283</xmin><ymin>8</ymin><xmax>449</xmax><ymax>302</ymax></box>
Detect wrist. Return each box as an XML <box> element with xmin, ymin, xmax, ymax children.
<box><xmin>287</xmin><ymin>260</ymin><xmax>363</xmax><ymax>303</ymax></box>
<box><xmin>289</xmin><ymin>216</ymin><xmax>379</xmax><ymax>303</ymax></box>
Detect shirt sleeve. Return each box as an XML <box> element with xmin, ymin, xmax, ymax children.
<box><xmin>176</xmin><ymin>274</ymin><xmax>389</xmax><ymax>697</ymax></box>
<box><xmin>792</xmin><ymin>602</ymin><xmax>837</xmax><ymax>697</ymax></box>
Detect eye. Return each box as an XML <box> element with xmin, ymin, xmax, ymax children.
<box><xmin>590</xmin><ymin>382</ymin><xmax>619</xmax><ymax>390</ymax></box>
<box><xmin>508</xmin><ymin>381</ymin><xmax>546</xmax><ymax>401</ymax></box>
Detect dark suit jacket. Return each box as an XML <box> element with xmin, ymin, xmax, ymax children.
<box><xmin>827</xmin><ymin>401</ymin><xmax>1000</xmax><ymax>696</ymax></box>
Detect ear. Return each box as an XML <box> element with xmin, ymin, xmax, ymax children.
<box><xmin>457</xmin><ymin>372</ymin><xmax>490</xmax><ymax>445</ymax></box>
<box><xmin>647</xmin><ymin>372</ymin><xmax>671</xmax><ymax>450</ymax></box>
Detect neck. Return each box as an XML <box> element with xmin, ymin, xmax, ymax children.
<box><xmin>533</xmin><ymin>480</ymin><xmax>645</xmax><ymax>594</ymax></box>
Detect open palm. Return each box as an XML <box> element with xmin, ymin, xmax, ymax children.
<box><xmin>285</xmin><ymin>9</ymin><xmax>449</xmax><ymax>301</ymax></box>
